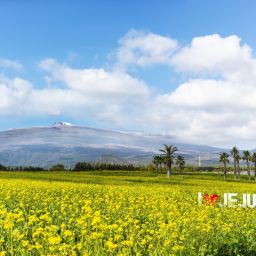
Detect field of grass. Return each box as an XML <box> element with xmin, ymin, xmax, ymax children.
<box><xmin>0</xmin><ymin>171</ymin><xmax>255</xmax><ymax>255</ymax></box>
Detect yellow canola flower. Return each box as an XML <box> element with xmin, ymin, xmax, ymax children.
<box><xmin>0</xmin><ymin>172</ymin><xmax>254</xmax><ymax>255</ymax></box>
<box><xmin>63</xmin><ymin>230</ymin><xmax>73</xmax><ymax>237</ymax></box>
<box><xmin>105</xmin><ymin>240</ymin><xmax>118</xmax><ymax>250</ymax></box>
<box><xmin>48</xmin><ymin>236</ymin><xmax>62</xmax><ymax>245</ymax></box>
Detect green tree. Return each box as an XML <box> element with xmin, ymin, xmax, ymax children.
<box><xmin>243</xmin><ymin>150</ymin><xmax>251</xmax><ymax>180</ymax></box>
<box><xmin>235</xmin><ymin>154</ymin><xmax>241</xmax><ymax>179</ymax></box>
<box><xmin>159</xmin><ymin>144</ymin><xmax>178</xmax><ymax>177</ymax></box>
<box><xmin>158</xmin><ymin>155</ymin><xmax>165</xmax><ymax>173</ymax></box>
<box><xmin>152</xmin><ymin>155</ymin><xmax>162</xmax><ymax>173</ymax></box>
<box><xmin>251</xmin><ymin>153</ymin><xmax>256</xmax><ymax>180</ymax></box>
<box><xmin>176</xmin><ymin>155</ymin><xmax>185</xmax><ymax>174</ymax></box>
<box><xmin>230</xmin><ymin>146</ymin><xmax>239</xmax><ymax>179</ymax></box>
<box><xmin>219</xmin><ymin>152</ymin><xmax>229</xmax><ymax>181</ymax></box>
<box><xmin>50</xmin><ymin>164</ymin><xmax>65</xmax><ymax>172</ymax></box>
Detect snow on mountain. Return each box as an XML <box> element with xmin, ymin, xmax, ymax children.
<box><xmin>52</xmin><ymin>122</ymin><xmax>73</xmax><ymax>127</ymax></box>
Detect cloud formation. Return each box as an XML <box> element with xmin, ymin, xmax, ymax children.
<box><xmin>0</xmin><ymin>58</ymin><xmax>149</xmax><ymax>126</ymax></box>
<box><xmin>114</xmin><ymin>29</ymin><xmax>177</xmax><ymax>70</ymax></box>
<box><xmin>148</xmin><ymin>34</ymin><xmax>256</xmax><ymax>148</ymax></box>
<box><xmin>2</xmin><ymin>30</ymin><xmax>256</xmax><ymax>148</ymax></box>
<box><xmin>0</xmin><ymin>58</ymin><xmax>22</xmax><ymax>71</ymax></box>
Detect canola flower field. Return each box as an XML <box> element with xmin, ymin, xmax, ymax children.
<box><xmin>0</xmin><ymin>171</ymin><xmax>255</xmax><ymax>255</ymax></box>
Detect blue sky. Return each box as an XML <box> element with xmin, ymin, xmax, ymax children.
<box><xmin>1</xmin><ymin>1</ymin><xmax>256</xmax><ymax>147</ymax></box>
<box><xmin>2</xmin><ymin>0</ymin><xmax>256</xmax><ymax>57</ymax></box>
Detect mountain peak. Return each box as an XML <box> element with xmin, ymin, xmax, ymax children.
<box><xmin>52</xmin><ymin>122</ymin><xmax>73</xmax><ymax>127</ymax></box>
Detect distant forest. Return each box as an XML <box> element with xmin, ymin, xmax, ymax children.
<box><xmin>0</xmin><ymin>162</ymin><xmax>138</xmax><ymax>172</ymax></box>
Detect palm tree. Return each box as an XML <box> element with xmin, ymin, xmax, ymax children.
<box><xmin>230</xmin><ymin>146</ymin><xmax>239</xmax><ymax>179</ymax></box>
<box><xmin>152</xmin><ymin>155</ymin><xmax>164</xmax><ymax>173</ymax></box>
<box><xmin>152</xmin><ymin>156</ymin><xmax>160</xmax><ymax>173</ymax></box>
<box><xmin>251</xmin><ymin>153</ymin><xmax>256</xmax><ymax>180</ymax></box>
<box><xmin>159</xmin><ymin>144</ymin><xmax>178</xmax><ymax>177</ymax></box>
<box><xmin>158</xmin><ymin>155</ymin><xmax>165</xmax><ymax>173</ymax></box>
<box><xmin>243</xmin><ymin>150</ymin><xmax>251</xmax><ymax>180</ymax></box>
<box><xmin>235</xmin><ymin>154</ymin><xmax>241</xmax><ymax>179</ymax></box>
<box><xmin>176</xmin><ymin>155</ymin><xmax>185</xmax><ymax>174</ymax></box>
<box><xmin>219</xmin><ymin>152</ymin><xmax>229</xmax><ymax>181</ymax></box>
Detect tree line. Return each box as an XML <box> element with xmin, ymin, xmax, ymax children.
<box><xmin>0</xmin><ymin>165</ymin><xmax>46</xmax><ymax>172</ymax></box>
<box><xmin>219</xmin><ymin>147</ymin><xmax>256</xmax><ymax>181</ymax></box>
<box><xmin>0</xmin><ymin>163</ymin><xmax>138</xmax><ymax>172</ymax></box>
<box><xmin>73</xmin><ymin>162</ymin><xmax>137</xmax><ymax>171</ymax></box>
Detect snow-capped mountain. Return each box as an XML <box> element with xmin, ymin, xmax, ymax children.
<box><xmin>0</xmin><ymin>123</ymin><xmax>223</xmax><ymax>167</ymax></box>
<box><xmin>52</xmin><ymin>122</ymin><xmax>73</xmax><ymax>127</ymax></box>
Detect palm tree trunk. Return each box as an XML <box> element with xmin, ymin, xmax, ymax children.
<box><xmin>254</xmin><ymin>162</ymin><xmax>256</xmax><ymax>180</ymax></box>
<box><xmin>247</xmin><ymin>161</ymin><xmax>251</xmax><ymax>180</ymax></box>
<box><xmin>234</xmin><ymin>161</ymin><xmax>237</xmax><ymax>179</ymax></box>
<box><xmin>237</xmin><ymin>161</ymin><xmax>240</xmax><ymax>179</ymax></box>
<box><xmin>224</xmin><ymin>163</ymin><xmax>227</xmax><ymax>181</ymax></box>
<box><xmin>166</xmin><ymin>161</ymin><xmax>170</xmax><ymax>177</ymax></box>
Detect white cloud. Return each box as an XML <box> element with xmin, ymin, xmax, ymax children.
<box><xmin>147</xmin><ymin>78</ymin><xmax>256</xmax><ymax>148</ymax></box>
<box><xmin>171</xmin><ymin>34</ymin><xmax>255</xmax><ymax>81</ymax></box>
<box><xmin>0</xmin><ymin>77</ymin><xmax>32</xmax><ymax>114</ymax></box>
<box><xmin>114</xmin><ymin>29</ymin><xmax>177</xmax><ymax>70</ymax></box>
<box><xmin>165</xmin><ymin>79</ymin><xmax>256</xmax><ymax>110</ymax></box>
<box><xmin>0</xmin><ymin>59</ymin><xmax>150</xmax><ymax>126</ymax></box>
<box><xmin>39</xmin><ymin>58</ymin><xmax>149</xmax><ymax>98</ymax></box>
<box><xmin>0</xmin><ymin>58</ymin><xmax>23</xmax><ymax>71</ymax></box>
<box><xmin>114</xmin><ymin>32</ymin><xmax>256</xmax><ymax>148</ymax></box>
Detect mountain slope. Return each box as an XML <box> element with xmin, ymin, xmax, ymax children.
<box><xmin>0</xmin><ymin>124</ymin><xmax>223</xmax><ymax>167</ymax></box>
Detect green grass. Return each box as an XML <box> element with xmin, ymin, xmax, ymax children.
<box><xmin>0</xmin><ymin>170</ymin><xmax>255</xmax><ymax>188</ymax></box>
